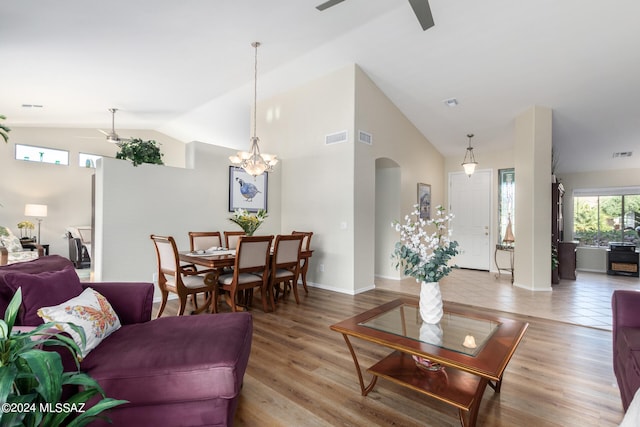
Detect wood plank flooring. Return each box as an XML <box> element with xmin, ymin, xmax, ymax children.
<box><xmin>153</xmin><ymin>287</ymin><xmax>624</xmax><ymax>426</ymax></box>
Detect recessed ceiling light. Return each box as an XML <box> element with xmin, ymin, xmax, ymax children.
<box><xmin>443</xmin><ymin>98</ymin><xmax>458</xmax><ymax>107</ymax></box>
<box><xmin>21</xmin><ymin>104</ymin><xmax>44</xmax><ymax>108</ymax></box>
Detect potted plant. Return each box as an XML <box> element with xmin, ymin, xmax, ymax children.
<box><xmin>0</xmin><ymin>289</ymin><xmax>127</xmax><ymax>426</ymax></box>
<box><xmin>115</xmin><ymin>138</ymin><xmax>164</xmax><ymax>167</ymax></box>
<box><xmin>228</xmin><ymin>209</ymin><xmax>268</xmax><ymax>236</ymax></box>
<box><xmin>0</xmin><ymin>115</ymin><xmax>10</xmax><ymax>143</ymax></box>
<box><xmin>16</xmin><ymin>221</ymin><xmax>35</xmax><ymax>240</ymax></box>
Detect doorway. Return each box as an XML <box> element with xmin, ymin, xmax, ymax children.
<box><xmin>449</xmin><ymin>170</ymin><xmax>492</xmax><ymax>270</ymax></box>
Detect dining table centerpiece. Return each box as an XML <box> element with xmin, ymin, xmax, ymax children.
<box><xmin>228</xmin><ymin>208</ymin><xmax>268</xmax><ymax>236</ymax></box>
<box><xmin>391</xmin><ymin>204</ymin><xmax>459</xmax><ymax>325</ymax></box>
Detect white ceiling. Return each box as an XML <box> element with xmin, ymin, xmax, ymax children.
<box><xmin>2</xmin><ymin>0</ymin><xmax>639</xmax><ymax>174</ymax></box>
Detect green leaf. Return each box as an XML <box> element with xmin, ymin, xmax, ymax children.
<box><xmin>4</xmin><ymin>289</ymin><xmax>22</xmax><ymax>333</ymax></box>
<box><xmin>20</xmin><ymin>349</ymin><xmax>64</xmax><ymax>403</ymax></box>
<box><xmin>0</xmin><ymin>364</ymin><xmax>18</xmax><ymax>405</ymax></box>
<box><xmin>67</xmin><ymin>398</ymin><xmax>129</xmax><ymax>427</ymax></box>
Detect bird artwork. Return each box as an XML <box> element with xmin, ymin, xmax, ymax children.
<box><xmin>236</xmin><ymin>178</ymin><xmax>261</xmax><ymax>202</ymax></box>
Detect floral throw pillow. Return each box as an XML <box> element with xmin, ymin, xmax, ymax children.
<box><xmin>37</xmin><ymin>287</ymin><xmax>121</xmax><ymax>359</ymax></box>
<box><xmin>0</xmin><ymin>228</ymin><xmax>23</xmax><ymax>252</ymax></box>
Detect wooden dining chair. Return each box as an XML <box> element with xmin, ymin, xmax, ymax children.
<box><xmin>210</xmin><ymin>235</ymin><xmax>273</xmax><ymax>313</ymax></box>
<box><xmin>150</xmin><ymin>235</ymin><xmax>218</xmax><ymax>317</ymax></box>
<box><xmin>189</xmin><ymin>231</ymin><xmax>223</xmax><ymax>251</ymax></box>
<box><xmin>292</xmin><ymin>231</ymin><xmax>313</xmax><ymax>294</ymax></box>
<box><xmin>270</xmin><ymin>234</ymin><xmax>304</xmax><ymax>306</ymax></box>
<box><xmin>224</xmin><ymin>231</ymin><xmax>246</xmax><ymax>250</ymax></box>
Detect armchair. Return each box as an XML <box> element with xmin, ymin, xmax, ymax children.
<box><xmin>612</xmin><ymin>290</ymin><xmax>640</xmax><ymax>411</ymax></box>
<box><xmin>66</xmin><ymin>226</ymin><xmax>91</xmax><ymax>269</ymax></box>
<box><xmin>0</xmin><ymin>226</ymin><xmax>44</xmax><ymax>265</ymax></box>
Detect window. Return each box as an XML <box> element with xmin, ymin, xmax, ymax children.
<box><xmin>498</xmin><ymin>168</ymin><xmax>515</xmax><ymax>244</ymax></box>
<box><xmin>15</xmin><ymin>144</ymin><xmax>69</xmax><ymax>166</ymax></box>
<box><xmin>79</xmin><ymin>153</ymin><xmax>102</xmax><ymax>168</ymax></box>
<box><xmin>573</xmin><ymin>189</ymin><xmax>640</xmax><ymax>247</ymax></box>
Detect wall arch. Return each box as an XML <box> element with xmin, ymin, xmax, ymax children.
<box><xmin>375</xmin><ymin>157</ymin><xmax>401</xmax><ymax>280</ymax></box>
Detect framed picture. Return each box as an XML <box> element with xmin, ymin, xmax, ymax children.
<box><xmin>229</xmin><ymin>166</ymin><xmax>268</xmax><ymax>212</ymax></box>
<box><xmin>417</xmin><ymin>183</ymin><xmax>431</xmax><ymax>219</ymax></box>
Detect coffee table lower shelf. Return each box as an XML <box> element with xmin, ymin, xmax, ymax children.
<box><xmin>367</xmin><ymin>351</ymin><xmax>488</xmax><ymax>427</ymax></box>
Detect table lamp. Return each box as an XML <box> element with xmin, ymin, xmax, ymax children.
<box><xmin>24</xmin><ymin>204</ymin><xmax>47</xmax><ymax>243</ymax></box>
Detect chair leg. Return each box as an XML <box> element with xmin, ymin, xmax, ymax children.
<box><xmin>212</xmin><ymin>287</ymin><xmax>220</xmax><ymax>313</ymax></box>
<box><xmin>300</xmin><ymin>261</ymin><xmax>309</xmax><ymax>294</ymax></box>
<box><xmin>156</xmin><ymin>290</ymin><xmax>169</xmax><ymax>318</ymax></box>
<box><xmin>291</xmin><ymin>278</ymin><xmax>300</xmax><ymax>304</ymax></box>
<box><xmin>178</xmin><ymin>296</ymin><xmax>187</xmax><ymax>316</ymax></box>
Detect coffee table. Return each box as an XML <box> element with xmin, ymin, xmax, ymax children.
<box><xmin>330</xmin><ymin>298</ymin><xmax>528</xmax><ymax>427</ymax></box>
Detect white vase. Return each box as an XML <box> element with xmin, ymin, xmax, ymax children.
<box><xmin>419</xmin><ymin>281</ymin><xmax>443</xmax><ymax>324</ymax></box>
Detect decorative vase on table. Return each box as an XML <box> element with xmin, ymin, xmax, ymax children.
<box><xmin>419</xmin><ymin>281</ymin><xmax>443</xmax><ymax>324</ymax></box>
<box><xmin>392</xmin><ymin>205</ymin><xmax>459</xmax><ymax>372</ymax></box>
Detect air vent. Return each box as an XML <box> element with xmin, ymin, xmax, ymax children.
<box><xmin>325</xmin><ymin>130</ymin><xmax>348</xmax><ymax>145</ymax></box>
<box><xmin>613</xmin><ymin>151</ymin><xmax>633</xmax><ymax>158</ymax></box>
<box><xmin>358</xmin><ymin>130</ymin><xmax>373</xmax><ymax>145</ymax></box>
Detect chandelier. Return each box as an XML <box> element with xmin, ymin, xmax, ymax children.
<box><xmin>229</xmin><ymin>41</ymin><xmax>278</xmax><ymax>177</ymax></box>
<box><xmin>461</xmin><ymin>133</ymin><xmax>478</xmax><ymax>177</ymax></box>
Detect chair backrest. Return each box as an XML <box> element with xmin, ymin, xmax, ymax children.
<box><xmin>224</xmin><ymin>231</ymin><xmax>246</xmax><ymax>250</ymax></box>
<box><xmin>273</xmin><ymin>234</ymin><xmax>304</xmax><ymax>269</ymax></box>
<box><xmin>150</xmin><ymin>235</ymin><xmax>179</xmax><ymax>277</ymax></box>
<box><xmin>235</xmin><ymin>235</ymin><xmax>273</xmax><ymax>274</ymax></box>
<box><xmin>188</xmin><ymin>231</ymin><xmax>222</xmax><ymax>251</ymax></box>
<box><xmin>292</xmin><ymin>231</ymin><xmax>313</xmax><ymax>252</ymax></box>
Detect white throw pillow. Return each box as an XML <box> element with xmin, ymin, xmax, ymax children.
<box><xmin>38</xmin><ymin>287</ymin><xmax>121</xmax><ymax>359</ymax></box>
<box><xmin>0</xmin><ymin>228</ymin><xmax>23</xmax><ymax>253</ymax></box>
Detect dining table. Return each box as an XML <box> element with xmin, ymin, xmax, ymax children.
<box><xmin>178</xmin><ymin>248</ymin><xmax>314</xmax><ymax>291</ymax></box>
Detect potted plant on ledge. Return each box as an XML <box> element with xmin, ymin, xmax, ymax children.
<box><xmin>115</xmin><ymin>138</ymin><xmax>164</xmax><ymax>167</ymax></box>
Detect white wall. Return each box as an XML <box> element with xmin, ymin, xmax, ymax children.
<box><xmin>94</xmin><ymin>141</ymin><xmax>282</xmax><ymax>293</ymax></box>
<box><xmin>375</xmin><ymin>161</ymin><xmax>401</xmax><ymax>279</ymax></box>
<box><xmin>354</xmin><ymin>66</ymin><xmax>445</xmax><ymax>291</ymax></box>
<box><xmin>0</xmin><ymin>127</ymin><xmax>184</xmax><ymax>258</ymax></box>
<box><xmin>258</xmin><ymin>65</ymin><xmax>355</xmax><ymax>294</ymax></box>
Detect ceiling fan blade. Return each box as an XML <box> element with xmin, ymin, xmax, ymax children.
<box><xmin>97</xmin><ymin>129</ymin><xmax>109</xmax><ymax>136</ymax></box>
<box><xmin>408</xmin><ymin>0</ymin><xmax>435</xmax><ymax>31</ymax></box>
<box><xmin>316</xmin><ymin>0</ymin><xmax>346</xmax><ymax>11</ymax></box>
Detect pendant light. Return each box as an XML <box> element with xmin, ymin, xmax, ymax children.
<box><xmin>229</xmin><ymin>42</ymin><xmax>278</xmax><ymax>177</ymax></box>
<box><xmin>461</xmin><ymin>133</ymin><xmax>477</xmax><ymax>177</ymax></box>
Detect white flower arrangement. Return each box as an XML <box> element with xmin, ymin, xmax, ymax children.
<box><xmin>391</xmin><ymin>205</ymin><xmax>459</xmax><ymax>283</ymax></box>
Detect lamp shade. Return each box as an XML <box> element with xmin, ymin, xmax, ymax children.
<box><xmin>24</xmin><ymin>204</ymin><xmax>48</xmax><ymax>218</ymax></box>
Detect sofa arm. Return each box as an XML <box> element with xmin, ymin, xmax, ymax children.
<box><xmin>83</xmin><ymin>282</ymin><xmax>153</xmax><ymax>325</ymax></box>
<box><xmin>613</xmin><ymin>290</ymin><xmax>640</xmax><ymax>330</ymax></box>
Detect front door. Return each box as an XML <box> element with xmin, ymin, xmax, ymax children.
<box><xmin>449</xmin><ymin>170</ymin><xmax>492</xmax><ymax>270</ymax></box>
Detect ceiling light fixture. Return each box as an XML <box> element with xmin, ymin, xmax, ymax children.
<box><xmin>461</xmin><ymin>133</ymin><xmax>477</xmax><ymax>177</ymax></box>
<box><xmin>229</xmin><ymin>41</ymin><xmax>278</xmax><ymax>177</ymax></box>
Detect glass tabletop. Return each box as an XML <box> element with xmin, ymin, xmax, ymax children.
<box><xmin>358</xmin><ymin>304</ymin><xmax>500</xmax><ymax>356</ymax></box>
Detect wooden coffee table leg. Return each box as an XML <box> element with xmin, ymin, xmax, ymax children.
<box><xmin>342</xmin><ymin>335</ymin><xmax>378</xmax><ymax>395</ymax></box>
<box><xmin>459</xmin><ymin>377</ymin><xmax>489</xmax><ymax>427</ymax></box>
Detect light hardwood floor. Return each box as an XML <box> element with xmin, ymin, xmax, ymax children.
<box><xmin>153</xmin><ymin>270</ymin><xmax>628</xmax><ymax>426</ymax></box>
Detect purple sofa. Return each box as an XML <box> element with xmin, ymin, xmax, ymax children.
<box><xmin>0</xmin><ymin>256</ymin><xmax>253</xmax><ymax>426</ymax></box>
<box><xmin>612</xmin><ymin>290</ymin><xmax>640</xmax><ymax>412</ymax></box>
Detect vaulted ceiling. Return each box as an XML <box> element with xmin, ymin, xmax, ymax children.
<box><xmin>2</xmin><ymin>0</ymin><xmax>639</xmax><ymax>174</ymax></box>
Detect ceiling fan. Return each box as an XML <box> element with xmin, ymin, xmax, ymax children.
<box><xmin>316</xmin><ymin>0</ymin><xmax>435</xmax><ymax>31</ymax></box>
<box><xmin>98</xmin><ymin>108</ymin><xmax>130</xmax><ymax>144</ymax></box>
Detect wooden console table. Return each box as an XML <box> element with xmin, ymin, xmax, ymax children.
<box><xmin>494</xmin><ymin>244</ymin><xmax>514</xmax><ymax>284</ymax></box>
